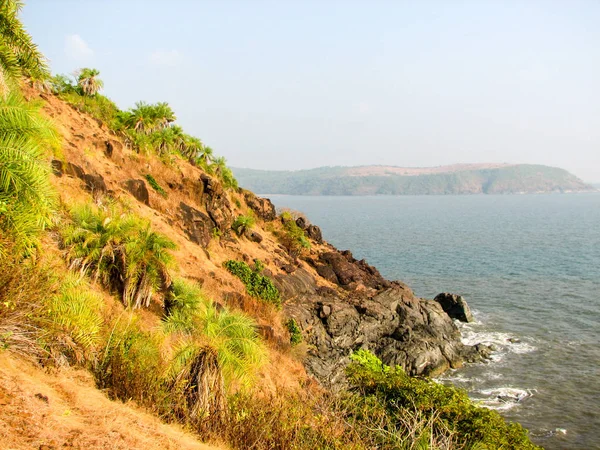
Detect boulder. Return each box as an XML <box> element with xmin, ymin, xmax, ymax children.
<box><xmin>307</xmin><ymin>224</ymin><xmax>323</xmax><ymax>243</ymax></box>
<box><xmin>243</xmin><ymin>190</ymin><xmax>277</xmax><ymax>221</ymax></box>
<box><xmin>245</xmin><ymin>230</ymin><xmax>263</xmax><ymax>243</ymax></box>
<box><xmin>434</xmin><ymin>293</ymin><xmax>474</xmax><ymax>323</ymax></box>
<box><xmin>82</xmin><ymin>173</ymin><xmax>107</xmax><ymax>194</ymax></box>
<box><xmin>200</xmin><ymin>174</ymin><xmax>233</xmax><ymax>233</ymax></box>
<box><xmin>123</xmin><ymin>179</ymin><xmax>150</xmax><ymax>206</ymax></box>
<box><xmin>179</xmin><ymin>202</ymin><xmax>213</xmax><ymax>247</ymax></box>
<box><xmin>50</xmin><ymin>159</ymin><xmax>63</xmax><ymax>177</ymax></box>
<box><xmin>295</xmin><ymin>217</ymin><xmax>308</xmax><ymax>230</ymax></box>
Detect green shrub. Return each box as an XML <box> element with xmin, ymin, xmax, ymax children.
<box><xmin>231</xmin><ymin>214</ymin><xmax>255</xmax><ymax>237</ymax></box>
<box><xmin>223</xmin><ymin>260</ymin><xmax>281</xmax><ymax>308</ymax></box>
<box><xmin>62</xmin><ymin>204</ymin><xmax>176</xmax><ymax>309</ymax></box>
<box><xmin>47</xmin><ymin>275</ymin><xmax>104</xmax><ymax>364</ymax></box>
<box><xmin>346</xmin><ymin>350</ymin><xmax>541</xmax><ymax>450</ymax></box>
<box><xmin>145</xmin><ymin>174</ymin><xmax>168</xmax><ymax>198</ymax></box>
<box><xmin>163</xmin><ymin>277</ymin><xmax>206</xmax><ymax>334</ymax></box>
<box><xmin>278</xmin><ymin>219</ymin><xmax>310</xmax><ymax>259</ymax></box>
<box><xmin>285</xmin><ymin>318</ymin><xmax>302</xmax><ymax>346</ymax></box>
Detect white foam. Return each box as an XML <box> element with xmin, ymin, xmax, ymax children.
<box><xmin>475</xmin><ymin>387</ymin><xmax>536</xmax><ymax>411</ymax></box>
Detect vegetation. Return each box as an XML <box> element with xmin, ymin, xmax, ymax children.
<box><xmin>233</xmin><ymin>164</ymin><xmax>592</xmax><ymax>195</ymax></box>
<box><xmin>231</xmin><ymin>214</ymin><xmax>255</xmax><ymax>236</ymax></box>
<box><xmin>0</xmin><ymin>7</ymin><xmax>543</xmax><ymax>450</ymax></box>
<box><xmin>345</xmin><ymin>349</ymin><xmax>541</xmax><ymax>449</ymax></box>
<box><xmin>224</xmin><ymin>260</ymin><xmax>281</xmax><ymax>308</ymax></box>
<box><xmin>285</xmin><ymin>318</ymin><xmax>302</xmax><ymax>346</ymax></box>
<box><xmin>0</xmin><ymin>92</ymin><xmax>58</xmax><ymax>254</ymax></box>
<box><xmin>62</xmin><ymin>204</ymin><xmax>176</xmax><ymax>309</ymax></box>
<box><xmin>277</xmin><ymin>214</ymin><xmax>310</xmax><ymax>258</ymax></box>
<box><xmin>145</xmin><ymin>173</ymin><xmax>168</xmax><ymax>197</ymax></box>
<box><xmin>0</xmin><ymin>0</ymin><xmax>49</xmax><ymax>94</ymax></box>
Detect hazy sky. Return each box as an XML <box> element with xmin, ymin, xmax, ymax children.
<box><xmin>22</xmin><ymin>1</ymin><xmax>600</xmax><ymax>181</ymax></box>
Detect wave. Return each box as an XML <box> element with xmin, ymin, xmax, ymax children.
<box><xmin>474</xmin><ymin>387</ymin><xmax>537</xmax><ymax>412</ymax></box>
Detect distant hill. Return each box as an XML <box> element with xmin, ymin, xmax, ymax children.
<box><xmin>232</xmin><ymin>164</ymin><xmax>595</xmax><ymax>195</ymax></box>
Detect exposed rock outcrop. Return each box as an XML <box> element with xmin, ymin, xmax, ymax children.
<box><xmin>123</xmin><ymin>179</ymin><xmax>150</xmax><ymax>206</ymax></box>
<box><xmin>280</xmin><ymin>249</ymin><xmax>487</xmax><ymax>387</ymax></box>
<box><xmin>243</xmin><ymin>190</ymin><xmax>277</xmax><ymax>221</ymax></box>
<box><xmin>200</xmin><ymin>174</ymin><xmax>232</xmax><ymax>233</ymax></box>
<box><xmin>179</xmin><ymin>202</ymin><xmax>214</xmax><ymax>247</ymax></box>
<box><xmin>434</xmin><ymin>293</ymin><xmax>474</xmax><ymax>323</ymax></box>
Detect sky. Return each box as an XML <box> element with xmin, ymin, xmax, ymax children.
<box><xmin>22</xmin><ymin>1</ymin><xmax>600</xmax><ymax>182</ymax></box>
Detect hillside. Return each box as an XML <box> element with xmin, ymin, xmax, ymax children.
<box><xmin>0</xmin><ymin>6</ymin><xmax>541</xmax><ymax>448</ymax></box>
<box><xmin>233</xmin><ymin>164</ymin><xmax>594</xmax><ymax>195</ymax></box>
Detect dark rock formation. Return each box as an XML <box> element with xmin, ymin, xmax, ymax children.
<box><xmin>278</xmin><ymin>249</ymin><xmax>487</xmax><ymax>387</ymax></box>
<box><xmin>245</xmin><ymin>230</ymin><xmax>263</xmax><ymax>243</ymax></box>
<box><xmin>64</xmin><ymin>162</ymin><xmax>85</xmax><ymax>179</ymax></box>
<box><xmin>295</xmin><ymin>217</ymin><xmax>308</xmax><ymax>230</ymax></box>
<box><xmin>200</xmin><ymin>174</ymin><xmax>233</xmax><ymax>233</ymax></box>
<box><xmin>434</xmin><ymin>293</ymin><xmax>474</xmax><ymax>323</ymax></box>
<box><xmin>307</xmin><ymin>224</ymin><xmax>323</xmax><ymax>243</ymax></box>
<box><xmin>51</xmin><ymin>159</ymin><xmax>63</xmax><ymax>177</ymax></box>
<box><xmin>123</xmin><ymin>179</ymin><xmax>150</xmax><ymax>206</ymax></box>
<box><xmin>243</xmin><ymin>190</ymin><xmax>277</xmax><ymax>221</ymax></box>
<box><xmin>179</xmin><ymin>202</ymin><xmax>213</xmax><ymax>247</ymax></box>
<box><xmin>83</xmin><ymin>173</ymin><xmax>107</xmax><ymax>194</ymax></box>
<box><xmin>104</xmin><ymin>140</ymin><xmax>114</xmax><ymax>158</ymax></box>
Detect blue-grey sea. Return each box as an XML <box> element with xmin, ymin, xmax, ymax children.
<box><xmin>268</xmin><ymin>193</ymin><xmax>600</xmax><ymax>450</ymax></box>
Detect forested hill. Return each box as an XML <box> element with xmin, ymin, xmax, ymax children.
<box><xmin>233</xmin><ymin>164</ymin><xmax>594</xmax><ymax>195</ymax></box>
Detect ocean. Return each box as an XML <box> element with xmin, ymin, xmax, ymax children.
<box><xmin>268</xmin><ymin>193</ymin><xmax>600</xmax><ymax>450</ymax></box>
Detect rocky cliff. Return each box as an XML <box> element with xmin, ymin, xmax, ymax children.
<box><xmin>36</xmin><ymin>86</ymin><xmax>487</xmax><ymax>389</ymax></box>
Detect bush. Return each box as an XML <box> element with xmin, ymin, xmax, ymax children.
<box><xmin>62</xmin><ymin>204</ymin><xmax>176</xmax><ymax>309</ymax></box>
<box><xmin>231</xmin><ymin>215</ymin><xmax>255</xmax><ymax>237</ymax></box>
<box><xmin>285</xmin><ymin>318</ymin><xmax>302</xmax><ymax>346</ymax></box>
<box><xmin>346</xmin><ymin>350</ymin><xmax>541</xmax><ymax>450</ymax></box>
<box><xmin>145</xmin><ymin>174</ymin><xmax>168</xmax><ymax>198</ymax></box>
<box><xmin>223</xmin><ymin>260</ymin><xmax>281</xmax><ymax>308</ymax></box>
<box><xmin>47</xmin><ymin>275</ymin><xmax>104</xmax><ymax>364</ymax></box>
<box><xmin>163</xmin><ymin>277</ymin><xmax>265</xmax><ymax>387</ymax></box>
<box><xmin>278</xmin><ymin>219</ymin><xmax>310</xmax><ymax>259</ymax></box>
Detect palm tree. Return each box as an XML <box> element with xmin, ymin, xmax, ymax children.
<box><xmin>63</xmin><ymin>205</ymin><xmax>177</xmax><ymax>309</ymax></box>
<box><xmin>0</xmin><ymin>92</ymin><xmax>58</xmax><ymax>253</ymax></box>
<box><xmin>122</xmin><ymin>220</ymin><xmax>176</xmax><ymax>309</ymax></box>
<box><xmin>77</xmin><ymin>68</ymin><xmax>103</xmax><ymax>96</ymax></box>
<box><xmin>120</xmin><ymin>101</ymin><xmax>176</xmax><ymax>135</ymax></box>
<box><xmin>196</xmin><ymin>145</ymin><xmax>213</xmax><ymax>168</ymax></box>
<box><xmin>0</xmin><ymin>0</ymin><xmax>49</xmax><ymax>96</ymax></box>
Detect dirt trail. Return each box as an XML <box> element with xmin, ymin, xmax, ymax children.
<box><xmin>0</xmin><ymin>353</ymin><xmax>224</xmax><ymax>450</ymax></box>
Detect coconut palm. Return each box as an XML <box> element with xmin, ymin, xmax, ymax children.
<box><xmin>180</xmin><ymin>134</ymin><xmax>203</xmax><ymax>160</ymax></box>
<box><xmin>123</xmin><ymin>220</ymin><xmax>176</xmax><ymax>309</ymax></box>
<box><xmin>0</xmin><ymin>92</ymin><xmax>58</xmax><ymax>252</ymax></box>
<box><xmin>63</xmin><ymin>205</ymin><xmax>177</xmax><ymax>309</ymax></box>
<box><xmin>77</xmin><ymin>68</ymin><xmax>103</xmax><ymax>96</ymax></box>
<box><xmin>120</xmin><ymin>101</ymin><xmax>176</xmax><ymax>135</ymax></box>
<box><xmin>0</xmin><ymin>0</ymin><xmax>49</xmax><ymax>95</ymax></box>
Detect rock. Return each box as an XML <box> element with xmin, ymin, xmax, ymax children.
<box><xmin>281</xmin><ymin>264</ymin><xmax>296</xmax><ymax>274</ymax></box>
<box><xmin>284</xmin><ymin>284</ymin><xmax>481</xmax><ymax>386</ymax></box>
<box><xmin>179</xmin><ymin>202</ymin><xmax>213</xmax><ymax>247</ymax></box>
<box><xmin>104</xmin><ymin>140</ymin><xmax>114</xmax><ymax>157</ymax></box>
<box><xmin>200</xmin><ymin>174</ymin><xmax>233</xmax><ymax>233</ymax></box>
<box><xmin>306</xmin><ymin>224</ymin><xmax>323</xmax><ymax>243</ymax></box>
<box><xmin>50</xmin><ymin>159</ymin><xmax>63</xmax><ymax>177</ymax></box>
<box><xmin>123</xmin><ymin>179</ymin><xmax>150</xmax><ymax>206</ymax></box>
<box><xmin>64</xmin><ymin>162</ymin><xmax>85</xmax><ymax>179</ymax></box>
<box><xmin>243</xmin><ymin>190</ymin><xmax>277</xmax><ymax>221</ymax></box>
<box><xmin>316</xmin><ymin>251</ymin><xmax>391</xmax><ymax>290</ymax></box>
<box><xmin>82</xmin><ymin>173</ymin><xmax>107</xmax><ymax>194</ymax></box>
<box><xmin>295</xmin><ymin>216</ymin><xmax>308</xmax><ymax>230</ymax></box>
<box><xmin>433</xmin><ymin>293</ymin><xmax>474</xmax><ymax>323</ymax></box>
<box><xmin>316</xmin><ymin>264</ymin><xmax>339</xmax><ymax>284</ymax></box>
<box><xmin>245</xmin><ymin>230</ymin><xmax>263</xmax><ymax>243</ymax></box>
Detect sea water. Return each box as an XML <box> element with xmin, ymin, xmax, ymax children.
<box><xmin>268</xmin><ymin>193</ymin><xmax>600</xmax><ymax>450</ymax></box>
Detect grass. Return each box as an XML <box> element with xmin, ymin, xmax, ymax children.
<box><xmin>145</xmin><ymin>174</ymin><xmax>168</xmax><ymax>198</ymax></box>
